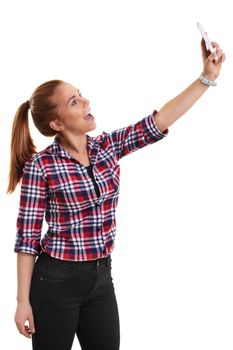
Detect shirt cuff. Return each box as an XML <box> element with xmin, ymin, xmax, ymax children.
<box><xmin>14</xmin><ymin>236</ymin><xmax>41</xmax><ymax>256</ymax></box>
<box><xmin>142</xmin><ymin>109</ymin><xmax>169</xmax><ymax>143</ymax></box>
<box><xmin>152</xmin><ymin>109</ymin><xmax>169</xmax><ymax>136</ymax></box>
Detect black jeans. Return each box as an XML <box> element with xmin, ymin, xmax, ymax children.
<box><xmin>29</xmin><ymin>251</ymin><xmax>120</xmax><ymax>350</ymax></box>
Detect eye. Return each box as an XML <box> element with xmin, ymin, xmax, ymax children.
<box><xmin>71</xmin><ymin>92</ymin><xmax>82</xmax><ymax>106</ymax></box>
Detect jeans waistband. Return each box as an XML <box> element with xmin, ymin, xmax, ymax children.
<box><xmin>37</xmin><ymin>251</ymin><xmax>111</xmax><ymax>268</ymax></box>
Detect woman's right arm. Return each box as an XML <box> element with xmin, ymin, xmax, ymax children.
<box><xmin>14</xmin><ymin>252</ymin><xmax>36</xmax><ymax>338</ymax></box>
<box><xmin>14</xmin><ymin>159</ymin><xmax>47</xmax><ymax>337</ymax></box>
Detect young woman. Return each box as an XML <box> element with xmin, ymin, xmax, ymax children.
<box><xmin>7</xmin><ymin>38</ymin><xmax>225</xmax><ymax>350</ymax></box>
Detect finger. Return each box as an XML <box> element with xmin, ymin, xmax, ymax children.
<box><xmin>17</xmin><ymin>323</ymin><xmax>31</xmax><ymax>338</ymax></box>
<box><xmin>201</xmin><ymin>39</ymin><xmax>210</xmax><ymax>60</ymax></box>
<box><xmin>21</xmin><ymin>330</ymin><xmax>31</xmax><ymax>338</ymax></box>
<box><xmin>216</xmin><ymin>49</ymin><xmax>223</xmax><ymax>60</ymax></box>
<box><xmin>211</xmin><ymin>41</ymin><xmax>220</xmax><ymax>49</ymax></box>
<box><xmin>201</xmin><ymin>37</ymin><xmax>209</xmax><ymax>52</ymax></box>
<box><xmin>24</xmin><ymin>325</ymin><xmax>32</xmax><ymax>333</ymax></box>
<box><xmin>207</xmin><ymin>50</ymin><xmax>218</xmax><ymax>62</ymax></box>
<box><xmin>28</xmin><ymin>315</ymin><xmax>36</xmax><ymax>334</ymax></box>
<box><xmin>220</xmin><ymin>52</ymin><xmax>226</xmax><ymax>62</ymax></box>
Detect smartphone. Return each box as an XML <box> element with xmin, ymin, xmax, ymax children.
<box><xmin>197</xmin><ymin>22</ymin><xmax>217</xmax><ymax>59</ymax></box>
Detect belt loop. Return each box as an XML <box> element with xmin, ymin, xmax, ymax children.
<box><xmin>107</xmin><ymin>255</ymin><xmax>111</xmax><ymax>268</ymax></box>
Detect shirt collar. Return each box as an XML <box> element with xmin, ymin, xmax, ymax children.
<box><xmin>44</xmin><ymin>133</ymin><xmax>101</xmax><ymax>162</ymax></box>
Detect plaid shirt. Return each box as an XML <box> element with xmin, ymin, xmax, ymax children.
<box><xmin>14</xmin><ymin>110</ymin><xmax>169</xmax><ymax>261</ymax></box>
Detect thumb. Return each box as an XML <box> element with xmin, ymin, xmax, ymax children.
<box><xmin>28</xmin><ymin>314</ymin><xmax>35</xmax><ymax>333</ymax></box>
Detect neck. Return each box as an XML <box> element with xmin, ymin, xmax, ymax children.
<box><xmin>56</xmin><ymin>132</ymin><xmax>88</xmax><ymax>154</ymax></box>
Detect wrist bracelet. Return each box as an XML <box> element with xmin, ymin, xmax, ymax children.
<box><xmin>199</xmin><ymin>73</ymin><xmax>217</xmax><ymax>87</ymax></box>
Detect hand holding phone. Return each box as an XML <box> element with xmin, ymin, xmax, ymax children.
<box><xmin>197</xmin><ymin>22</ymin><xmax>218</xmax><ymax>61</ymax></box>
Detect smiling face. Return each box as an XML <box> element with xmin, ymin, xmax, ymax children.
<box><xmin>49</xmin><ymin>82</ymin><xmax>97</xmax><ymax>135</ymax></box>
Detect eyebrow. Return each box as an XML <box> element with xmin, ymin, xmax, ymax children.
<box><xmin>67</xmin><ymin>89</ymin><xmax>80</xmax><ymax>105</ymax></box>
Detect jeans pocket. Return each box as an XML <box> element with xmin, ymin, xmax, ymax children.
<box><xmin>43</xmin><ymin>265</ymin><xmax>75</xmax><ymax>282</ymax></box>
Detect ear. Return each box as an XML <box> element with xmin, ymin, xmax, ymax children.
<box><xmin>49</xmin><ymin>118</ymin><xmax>64</xmax><ymax>132</ymax></box>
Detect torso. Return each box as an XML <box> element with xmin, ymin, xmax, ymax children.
<box><xmin>74</xmin><ymin>153</ymin><xmax>100</xmax><ymax>197</ymax></box>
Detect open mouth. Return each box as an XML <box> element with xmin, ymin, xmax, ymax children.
<box><xmin>83</xmin><ymin>111</ymin><xmax>94</xmax><ymax>120</ymax></box>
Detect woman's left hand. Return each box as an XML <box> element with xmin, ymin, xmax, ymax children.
<box><xmin>201</xmin><ymin>37</ymin><xmax>226</xmax><ymax>81</ymax></box>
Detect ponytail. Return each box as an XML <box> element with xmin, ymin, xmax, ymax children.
<box><xmin>6</xmin><ymin>79</ymin><xmax>64</xmax><ymax>194</ymax></box>
<box><xmin>6</xmin><ymin>100</ymin><xmax>37</xmax><ymax>194</ymax></box>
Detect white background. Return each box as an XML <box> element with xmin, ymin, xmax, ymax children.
<box><xmin>0</xmin><ymin>0</ymin><xmax>232</xmax><ymax>349</ymax></box>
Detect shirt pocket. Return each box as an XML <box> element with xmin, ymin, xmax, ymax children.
<box><xmin>48</xmin><ymin>177</ymin><xmax>94</xmax><ymax>211</ymax></box>
<box><xmin>108</xmin><ymin>163</ymin><xmax>120</xmax><ymax>191</ymax></box>
<box><xmin>97</xmin><ymin>163</ymin><xmax>120</xmax><ymax>196</ymax></box>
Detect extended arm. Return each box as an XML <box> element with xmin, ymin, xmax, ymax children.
<box><xmin>155</xmin><ymin>78</ymin><xmax>209</xmax><ymax>132</ymax></box>
<box><xmin>154</xmin><ymin>39</ymin><xmax>226</xmax><ymax>133</ymax></box>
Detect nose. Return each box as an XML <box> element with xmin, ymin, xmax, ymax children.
<box><xmin>82</xmin><ymin>96</ymin><xmax>90</xmax><ymax>105</ymax></box>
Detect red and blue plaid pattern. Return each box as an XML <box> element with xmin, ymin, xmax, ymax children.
<box><xmin>14</xmin><ymin>110</ymin><xmax>168</xmax><ymax>261</ymax></box>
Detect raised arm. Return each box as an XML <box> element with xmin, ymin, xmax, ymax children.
<box><xmin>100</xmin><ymin>111</ymin><xmax>168</xmax><ymax>163</ymax></box>
<box><xmin>154</xmin><ymin>39</ymin><xmax>226</xmax><ymax>133</ymax></box>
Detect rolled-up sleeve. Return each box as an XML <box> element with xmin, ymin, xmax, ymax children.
<box><xmin>102</xmin><ymin>109</ymin><xmax>169</xmax><ymax>162</ymax></box>
<box><xmin>14</xmin><ymin>159</ymin><xmax>47</xmax><ymax>256</ymax></box>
